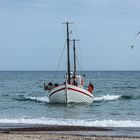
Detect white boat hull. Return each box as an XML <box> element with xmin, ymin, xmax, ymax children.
<box><xmin>49</xmin><ymin>84</ymin><xmax>93</xmax><ymax>103</ymax></box>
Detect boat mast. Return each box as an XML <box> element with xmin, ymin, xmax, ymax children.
<box><xmin>73</xmin><ymin>39</ymin><xmax>76</xmax><ymax>80</ymax></box>
<box><xmin>63</xmin><ymin>22</ymin><xmax>73</xmax><ymax>83</ymax></box>
<box><xmin>66</xmin><ymin>22</ymin><xmax>71</xmax><ymax>83</ymax></box>
<box><xmin>73</xmin><ymin>39</ymin><xmax>79</xmax><ymax>80</ymax></box>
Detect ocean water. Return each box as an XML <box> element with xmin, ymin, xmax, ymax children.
<box><xmin>0</xmin><ymin>71</ymin><xmax>140</xmax><ymax>129</ymax></box>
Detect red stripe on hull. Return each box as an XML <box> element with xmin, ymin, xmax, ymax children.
<box><xmin>49</xmin><ymin>86</ymin><xmax>93</xmax><ymax>99</ymax></box>
<box><xmin>68</xmin><ymin>87</ymin><xmax>93</xmax><ymax>98</ymax></box>
<box><xmin>49</xmin><ymin>87</ymin><xmax>65</xmax><ymax>98</ymax></box>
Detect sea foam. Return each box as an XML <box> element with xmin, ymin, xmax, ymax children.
<box><xmin>24</xmin><ymin>96</ymin><xmax>49</xmax><ymax>103</ymax></box>
<box><xmin>0</xmin><ymin>118</ymin><xmax>140</xmax><ymax>127</ymax></box>
<box><xmin>94</xmin><ymin>95</ymin><xmax>120</xmax><ymax>102</ymax></box>
<box><xmin>24</xmin><ymin>95</ymin><xmax>120</xmax><ymax>103</ymax></box>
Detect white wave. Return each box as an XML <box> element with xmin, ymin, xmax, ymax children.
<box><xmin>90</xmin><ymin>120</ymin><xmax>140</xmax><ymax>127</ymax></box>
<box><xmin>94</xmin><ymin>95</ymin><xmax>120</xmax><ymax>101</ymax></box>
<box><xmin>25</xmin><ymin>96</ymin><xmax>49</xmax><ymax>103</ymax></box>
<box><xmin>25</xmin><ymin>95</ymin><xmax>119</xmax><ymax>103</ymax></box>
<box><xmin>0</xmin><ymin>118</ymin><xmax>140</xmax><ymax>127</ymax></box>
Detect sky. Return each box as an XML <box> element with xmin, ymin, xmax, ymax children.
<box><xmin>0</xmin><ymin>0</ymin><xmax>140</xmax><ymax>71</ymax></box>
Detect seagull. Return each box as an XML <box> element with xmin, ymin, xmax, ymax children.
<box><xmin>131</xmin><ymin>45</ymin><xmax>134</xmax><ymax>49</ymax></box>
<box><xmin>136</xmin><ymin>32</ymin><xmax>140</xmax><ymax>36</ymax></box>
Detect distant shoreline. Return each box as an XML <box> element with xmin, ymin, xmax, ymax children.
<box><xmin>0</xmin><ymin>125</ymin><xmax>140</xmax><ymax>138</ymax></box>
<box><xmin>1</xmin><ymin>70</ymin><xmax>140</xmax><ymax>72</ymax></box>
<box><xmin>0</xmin><ymin>133</ymin><xmax>140</xmax><ymax>140</ymax></box>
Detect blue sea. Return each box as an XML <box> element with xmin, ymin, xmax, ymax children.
<box><xmin>0</xmin><ymin>71</ymin><xmax>140</xmax><ymax>135</ymax></box>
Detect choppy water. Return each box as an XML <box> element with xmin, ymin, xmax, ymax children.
<box><xmin>0</xmin><ymin>71</ymin><xmax>140</xmax><ymax>129</ymax></box>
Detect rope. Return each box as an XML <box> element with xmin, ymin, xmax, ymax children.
<box><xmin>52</xmin><ymin>40</ymin><xmax>67</xmax><ymax>82</ymax></box>
<box><xmin>76</xmin><ymin>54</ymin><xmax>83</xmax><ymax>75</ymax></box>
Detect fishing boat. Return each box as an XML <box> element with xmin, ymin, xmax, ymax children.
<box><xmin>44</xmin><ymin>22</ymin><xmax>94</xmax><ymax>103</ymax></box>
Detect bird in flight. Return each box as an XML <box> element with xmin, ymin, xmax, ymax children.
<box><xmin>130</xmin><ymin>45</ymin><xmax>134</xmax><ymax>49</ymax></box>
<box><xmin>136</xmin><ymin>32</ymin><xmax>140</xmax><ymax>36</ymax></box>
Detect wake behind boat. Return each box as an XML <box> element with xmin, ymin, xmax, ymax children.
<box><xmin>44</xmin><ymin>22</ymin><xmax>94</xmax><ymax>103</ymax></box>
